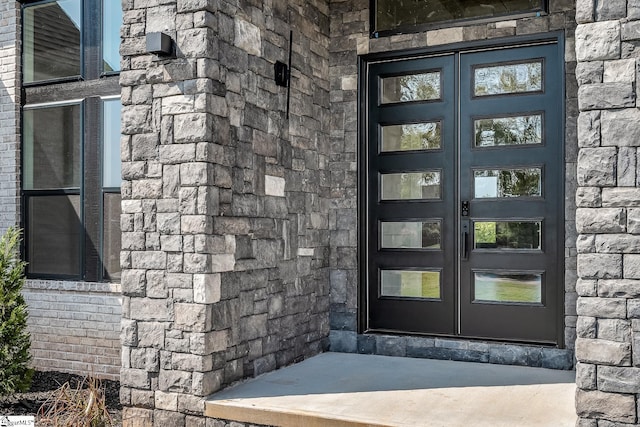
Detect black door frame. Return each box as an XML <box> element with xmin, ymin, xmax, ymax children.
<box><xmin>357</xmin><ymin>32</ymin><xmax>566</xmax><ymax>347</ymax></box>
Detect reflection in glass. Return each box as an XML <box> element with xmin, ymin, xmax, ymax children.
<box><xmin>474</xmin><ymin>168</ymin><xmax>541</xmax><ymax>198</ymax></box>
<box><xmin>28</xmin><ymin>195</ymin><xmax>81</xmax><ymax>276</ymax></box>
<box><xmin>23</xmin><ymin>104</ymin><xmax>82</xmax><ymax>190</ymax></box>
<box><xmin>376</xmin><ymin>0</ymin><xmax>544</xmax><ymax>32</ymax></box>
<box><xmin>382</xmin><ymin>122</ymin><xmax>441</xmax><ymax>152</ymax></box>
<box><xmin>381</xmin><ymin>221</ymin><xmax>441</xmax><ymax>249</ymax></box>
<box><xmin>103</xmin><ymin>193</ymin><xmax>122</xmax><ymax>281</ymax></box>
<box><xmin>474</xmin><ymin>62</ymin><xmax>542</xmax><ymax>96</ymax></box>
<box><xmin>475</xmin><ymin>115</ymin><xmax>542</xmax><ymax>147</ymax></box>
<box><xmin>474</xmin><ymin>222</ymin><xmax>541</xmax><ymax>250</ymax></box>
<box><xmin>381</xmin><ymin>72</ymin><xmax>441</xmax><ymax>104</ymax></box>
<box><xmin>103</xmin><ymin>1</ymin><xmax>123</xmax><ymax>72</ymax></box>
<box><xmin>381</xmin><ymin>270</ymin><xmax>441</xmax><ymax>299</ymax></box>
<box><xmin>381</xmin><ymin>171</ymin><xmax>441</xmax><ymax>200</ymax></box>
<box><xmin>474</xmin><ymin>272</ymin><xmax>542</xmax><ymax>303</ymax></box>
<box><xmin>103</xmin><ymin>99</ymin><xmax>122</xmax><ymax>188</ymax></box>
<box><xmin>23</xmin><ymin>0</ymin><xmax>81</xmax><ymax>83</ymax></box>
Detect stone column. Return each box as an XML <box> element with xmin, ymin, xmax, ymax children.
<box><xmin>575</xmin><ymin>1</ymin><xmax>640</xmax><ymax>425</ymax></box>
<box><xmin>120</xmin><ymin>1</ymin><xmax>331</xmax><ymax>425</ymax></box>
<box><xmin>120</xmin><ymin>2</ymin><xmax>230</xmax><ymax>425</ymax></box>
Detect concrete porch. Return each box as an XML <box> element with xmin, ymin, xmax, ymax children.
<box><xmin>205</xmin><ymin>352</ymin><xmax>576</xmax><ymax>427</ymax></box>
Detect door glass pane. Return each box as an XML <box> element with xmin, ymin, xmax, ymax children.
<box><xmin>381</xmin><ymin>171</ymin><xmax>441</xmax><ymax>200</ymax></box>
<box><xmin>381</xmin><ymin>72</ymin><xmax>441</xmax><ymax>104</ymax></box>
<box><xmin>381</xmin><ymin>270</ymin><xmax>441</xmax><ymax>299</ymax></box>
<box><xmin>474</xmin><ymin>61</ymin><xmax>542</xmax><ymax>96</ymax></box>
<box><xmin>474</xmin><ymin>115</ymin><xmax>542</xmax><ymax>147</ymax></box>
<box><xmin>23</xmin><ymin>0</ymin><xmax>81</xmax><ymax>83</ymax></box>
<box><xmin>103</xmin><ymin>193</ymin><xmax>121</xmax><ymax>281</ymax></box>
<box><xmin>474</xmin><ymin>221</ymin><xmax>541</xmax><ymax>250</ymax></box>
<box><xmin>474</xmin><ymin>272</ymin><xmax>542</xmax><ymax>303</ymax></box>
<box><xmin>376</xmin><ymin>0</ymin><xmax>544</xmax><ymax>32</ymax></box>
<box><xmin>103</xmin><ymin>98</ymin><xmax>122</xmax><ymax>188</ymax></box>
<box><xmin>103</xmin><ymin>0</ymin><xmax>122</xmax><ymax>73</ymax></box>
<box><xmin>28</xmin><ymin>195</ymin><xmax>81</xmax><ymax>276</ymax></box>
<box><xmin>381</xmin><ymin>221</ymin><xmax>441</xmax><ymax>249</ymax></box>
<box><xmin>381</xmin><ymin>122</ymin><xmax>442</xmax><ymax>152</ymax></box>
<box><xmin>23</xmin><ymin>104</ymin><xmax>82</xmax><ymax>190</ymax></box>
<box><xmin>474</xmin><ymin>168</ymin><xmax>541</xmax><ymax>198</ymax></box>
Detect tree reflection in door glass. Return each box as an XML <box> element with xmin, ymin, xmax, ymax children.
<box><xmin>474</xmin><ymin>272</ymin><xmax>541</xmax><ymax>303</ymax></box>
<box><xmin>474</xmin><ymin>62</ymin><xmax>542</xmax><ymax>96</ymax></box>
<box><xmin>474</xmin><ymin>168</ymin><xmax>541</xmax><ymax>198</ymax></box>
<box><xmin>381</xmin><ymin>171</ymin><xmax>441</xmax><ymax>200</ymax></box>
<box><xmin>382</xmin><ymin>122</ymin><xmax>442</xmax><ymax>151</ymax></box>
<box><xmin>381</xmin><ymin>72</ymin><xmax>441</xmax><ymax>104</ymax></box>
<box><xmin>381</xmin><ymin>270</ymin><xmax>441</xmax><ymax>299</ymax></box>
<box><xmin>474</xmin><ymin>115</ymin><xmax>542</xmax><ymax>147</ymax></box>
<box><xmin>474</xmin><ymin>221</ymin><xmax>541</xmax><ymax>250</ymax></box>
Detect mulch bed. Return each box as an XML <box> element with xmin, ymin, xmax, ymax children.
<box><xmin>0</xmin><ymin>371</ymin><xmax>122</xmax><ymax>425</ymax></box>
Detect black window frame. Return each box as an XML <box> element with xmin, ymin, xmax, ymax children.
<box><xmin>370</xmin><ymin>0</ymin><xmax>549</xmax><ymax>38</ymax></box>
<box><xmin>20</xmin><ymin>0</ymin><xmax>122</xmax><ymax>282</ymax></box>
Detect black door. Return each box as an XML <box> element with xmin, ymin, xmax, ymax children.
<box><xmin>365</xmin><ymin>41</ymin><xmax>563</xmax><ymax>343</ymax></box>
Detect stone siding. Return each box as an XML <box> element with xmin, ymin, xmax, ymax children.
<box><xmin>119</xmin><ymin>0</ymin><xmax>331</xmax><ymax>424</ymax></box>
<box><xmin>328</xmin><ymin>0</ymin><xmax>578</xmax><ymax>362</ymax></box>
<box><xmin>23</xmin><ymin>281</ymin><xmax>122</xmax><ymax>381</ymax></box>
<box><xmin>575</xmin><ymin>0</ymin><xmax>640</xmax><ymax>424</ymax></box>
<box><xmin>0</xmin><ymin>0</ymin><xmax>20</xmax><ymax>230</ymax></box>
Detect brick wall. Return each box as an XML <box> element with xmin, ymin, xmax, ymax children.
<box><xmin>23</xmin><ymin>280</ymin><xmax>122</xmax><ymax>380</ymax></box>
<box><xmin>574</xmin><ymin>0</ymin><xmax>640</xmax><ymax>424</ymax></box>
<box><xmin>119</xmin><ymin>1</ymin><xmax>331</xmax><ymax>424</ymax></box>
<box><xmin>328</xmin><ymin>0</ymin><xmax>578</xmax><ymax>365</ymax></box>
<box><xmin>0</xmin><ymin>0</ymin><xmax>20</xmax><ymax>230</ymax></box>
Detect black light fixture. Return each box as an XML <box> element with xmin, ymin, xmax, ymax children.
<box><xmin>274</xmin><ymin>31</ymin><xmax>293</xmax><ymax>117</ymax></box>
<box><xmin>146</xmin><ymin>32</ymin><xmax>174</xmax><ymax>57</ymax></box>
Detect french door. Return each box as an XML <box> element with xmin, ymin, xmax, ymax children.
<box><xmin>364</xmin><ymin>40</ymin><xmax>564</xmax><ymax>344</ymax></box>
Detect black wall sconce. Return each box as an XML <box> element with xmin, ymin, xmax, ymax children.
<box><xmin>146</xmin><ymin>32</ymin><xmax>175</xmax><ymax>57</ymax></box>
<box><xmin>274</xmin><ymin>31</ymin><xmax>293</xmax><ymax>118</ymax></box>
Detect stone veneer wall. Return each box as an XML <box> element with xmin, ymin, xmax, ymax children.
<box><xmin>574</xmin><ymin>0</ymin><xmax>640</xmax><ymax>425</ymax></box>
<box><xmin>119</xmin><ymin>0</ymin><xmax>330</xmax><ymax>425</ymax></box>
<box><xmin>328</xmin><ymin>0</ymin><xmax>578</xmax><ymax>365</ymax></box>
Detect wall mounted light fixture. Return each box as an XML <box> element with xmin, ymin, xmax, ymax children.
<box><xmin>146</xmin><ymin>32</ymin><xmax>175</xmax><ymax>57</ymax></box>
<box><xmin>274</xmin><ymin>30</ymin><xmax>293</xmax><ymax>118</ymax></box>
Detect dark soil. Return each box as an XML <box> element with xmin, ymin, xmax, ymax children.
<box><xmin>0</xmin><ymin>371</ymin><xmax>122</xmax><ymax>425</ymax></box>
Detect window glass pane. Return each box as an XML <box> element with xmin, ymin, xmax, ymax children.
<box><xmin>474</xmin><ymin>62</ymin><xmax>543</xmax><ymax>96</ymax></box>
<box><xmin>381</xmin><ymin>171</ymin><xmax>441</xmax><ymax>200</ymax></box>
<box><xmin>376</xmin><ymin>0</ymin><xmax>544</xmax><ymax>32</ymax></box>
<box><xmin>381</xmin><ymin>122</ymin><xmax>441</xmax><ymax>152</ymax></box>
<box><xmin>475</xmin><ymin>115</ymin><xmax>542</xmax><ymax>147</ymax></box>
<box><xmin>103</xmin><ymin>0</ymin><xmax>122</xmax><ymax>72</ymax></box>
<box><xmin>474</xmin><ymin>222</ymin><xmax>541</xmax><ymax>250</ymax></box>
<box><xmin>474</xmin><ymin>272</ymin><xmax>542</xmax><ymax>304</ymax></box>
<box><xmin>103</xmin><ymin>193</ymin><xmax>121</xmax><ymax>281</ymax></box>
<box><xmin>381</xmin><ymin>270</ymin><xmax>440</xmax><ymax>299</ymax></box>
<box><xmin>23</xmin><ymin>0</ymin><xmax>81</xmax><ymax>83</ymax></box>
<box><xmin>103</xmin><ymin>99</ymin><xmax>122</xmax><ymax>188</ymax></box>
<box><xmin>381</xmin><ymin>72</ymin><xmax>441</xmax><ymax>104</ymax></box>
<box><xmin>28</xmin><ymin>195</ymin><xmax>81</xmax><ymax>276</ymax></box>
<box><xmin>381</xmin><ymin>221</ymin><xmax>441</xmax><ymax>249</ymax></box>
<box><xmin>23</xmin><ymin>104</ymin><xmax>82</xmax><ymax>190</ymax></box>
<box><xmin>474</xmin><ymin>168</ymin><xmax>541</xmax><ymax>198</ymax></box>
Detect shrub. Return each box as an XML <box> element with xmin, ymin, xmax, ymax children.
<box><xmin>0</xmin><ymin>226</ymin><xmax>32</xmax><ymax>394</ymax></box>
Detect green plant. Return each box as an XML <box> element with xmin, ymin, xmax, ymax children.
<box><xmin>0</xmin><ymin>226</ymin><xmax>32</xmax><ymax>394</ymax></box>
<box><xmin>38</xmin><ymin>375</ymin><xmax>115</xmax><ymax>427</ymax></box>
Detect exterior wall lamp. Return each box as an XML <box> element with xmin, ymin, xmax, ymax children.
<box><xmin>146</xmin><ymin>32</ymin><xmax>175</xmax><ymax>57</ymax></box>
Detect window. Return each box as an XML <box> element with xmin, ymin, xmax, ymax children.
<box><xmin>372</xmin><ymin>0</ymin><xmax>546</xmax><ymax>35</ymax></box>
<box><xmin>22</xmin><ymin>0</ymin><xmax>122</xmax><ymax>281</ymax></box>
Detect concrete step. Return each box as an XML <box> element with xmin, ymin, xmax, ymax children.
<box><xmin>205</xmin><ymin>352</ymin><xmax>576</xmax><ymax>427</ymax></box>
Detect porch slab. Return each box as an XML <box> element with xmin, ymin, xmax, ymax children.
<box><xmin>205</xmin><ymin>352</ymin><xmax>576</xmax><ymax>427</ymax></box>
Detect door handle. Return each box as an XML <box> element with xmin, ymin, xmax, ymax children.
<box><xmin>461</xmin><ymin>220</ymin><xmax>470</xmax><ymax>261</ymax></box>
